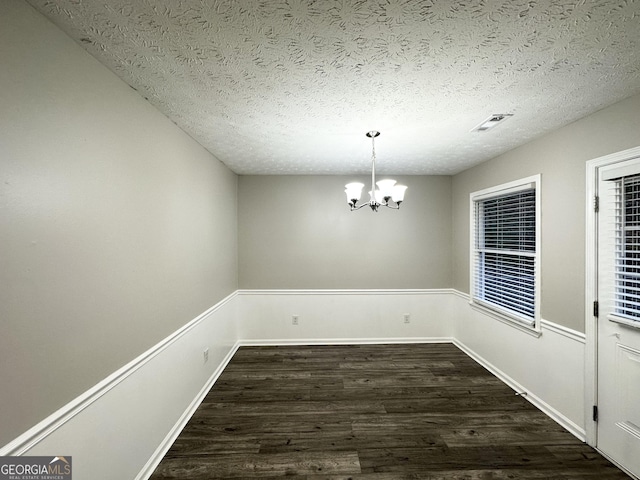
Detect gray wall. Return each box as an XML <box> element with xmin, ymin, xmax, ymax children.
<box><xmin>452</xmin><ymin>93</ymin><xmax>640</xmax><ymax>332</ymax></box>
<box><xmin>0</xmin><ymin>0</ymin><xmax>238</xmax><ymax>446</ymax></box>
<box><xmin>5</xmin><ymin>0</ymin><xmax>640</xmax><ymax>452</ymax></box>
<box><xmin>238</xmin><ymin>175</ymin><xmax>452</xmax><ymax>289</ymax></box>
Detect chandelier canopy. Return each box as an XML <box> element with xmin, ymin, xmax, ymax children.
<box><xmin>345</xmin><ymin>131</ymin><xmax>407</xmax><ymax>212</ymax></box>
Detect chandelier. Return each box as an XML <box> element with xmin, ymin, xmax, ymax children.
<box><xmin>345</xmin><ymin>131</ymin><xmax>407</xmax><ymax>212</ymax></box>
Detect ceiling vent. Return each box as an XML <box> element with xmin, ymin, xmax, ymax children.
<box><xmin>471</xmin><ymin>114</ymin><xmax>513</xmax><ymax>132</ymax></box>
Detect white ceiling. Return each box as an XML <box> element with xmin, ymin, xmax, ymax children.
<box><xmin>28</xmin><ymin>0</ymin><xmax>640</xmax><ymax>175</ymax></box>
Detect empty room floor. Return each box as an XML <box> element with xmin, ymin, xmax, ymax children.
<box><xmin>150</xmin><ymin>343</ymin><xmax>629</xmax><ymax>479</ymax></box>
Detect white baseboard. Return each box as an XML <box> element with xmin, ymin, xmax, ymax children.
<box><xmin>240</xmin><ymin>337</ymin><xmax>454</xmax><ymax>346</ymax></box>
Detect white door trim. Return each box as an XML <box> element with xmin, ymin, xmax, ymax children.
<box><xmin>585</xmin><ymin>145</ymin><xmax>640</xmax><ymax>447</ymax></box>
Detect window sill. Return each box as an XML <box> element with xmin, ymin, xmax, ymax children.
<box><xmin>608</xmin><ymin>314</ymin><xmax>640</xmax><ymax>330</ymax></box>
<box><xmin>469</xmin><ymin>301</ymin><xmax>542</xmax><ymax>338</ymax></box>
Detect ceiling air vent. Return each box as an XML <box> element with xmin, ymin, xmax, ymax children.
<box><xmin>471</xmin><ymin>114</ymin><xmax>513</xmax><ymax>132</ymax></box>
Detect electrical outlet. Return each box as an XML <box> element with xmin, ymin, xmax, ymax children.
<box><xmin>292</xmin><ymin>315</ymin><xmax>299</xmax><ymax>325</ymax></box>
<box><xmin>404</xmin><ymin>314</ymin><xmax>411</xmax><ymax>324</ymax></box>
<box><xmin>203</xmin><ymin>348</ymin><xmax>209</xmax><ymax>363</ymax></box>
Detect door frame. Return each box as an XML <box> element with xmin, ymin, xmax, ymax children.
<box><xmin>585</xmin><ymin>145</ymin><xmax>640</xmax><ymax>448</ymax></box>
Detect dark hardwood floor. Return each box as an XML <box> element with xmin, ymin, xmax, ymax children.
<box><xmin>150</xmin><ymin>343</ymin><xmax>629</xmax><ymax>479</ymax></box>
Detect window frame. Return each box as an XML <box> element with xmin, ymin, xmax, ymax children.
<box><xmin>601</xmin><ymin>158</ymin><xmax>640</xmax><ymax>330</ymax></box>
<box><xmin>469</xmin><ymin>175</ymin><xmax>541</xmax><ymax>333</ymax></box>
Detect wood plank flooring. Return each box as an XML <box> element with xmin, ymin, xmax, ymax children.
<box><xmin>150</xmin><ymin>343</ymin><xmax>629</xmax><ymax>479</ymax></box>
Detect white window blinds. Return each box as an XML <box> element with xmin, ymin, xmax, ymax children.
<box><xmin>473</xmin><ymin>187</ymin><xmax>537</xmax><ymax>325</ymax></box>
<box><xmin>613</xmin><ymin>175</ymin><xmax>640</xmax><ymax>321</ymax></box>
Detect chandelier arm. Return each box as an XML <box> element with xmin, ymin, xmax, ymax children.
<box><xmin>351</xmin><ymin>202</ymin><xmax>372</xmax><ymax>211</ymax></box>
<box><xmin>382</xmin><ymin>203</ymin><xmax>400</xmax><ymax>210</ymax></box>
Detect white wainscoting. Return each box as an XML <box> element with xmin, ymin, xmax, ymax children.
<box><xmin>0</xmin><ymin>292</ymin><xmax>239</xmax><ymax>480</ymax></box>
<box><xmin>451</xmin><ymin>291</ymin><xmax>587</xmax><ymax>440</ymax></box>
<box><xmin>1</xmin><ymin>289</ymin><xmax>588</xmax><ymax>480</ymax></box>
<box><xmin>237</xmin><ymin>289</ymin><xmax>455</xmax><ymax>344</ymax></box>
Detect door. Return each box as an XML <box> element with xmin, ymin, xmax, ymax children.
<box><xmin>597</xmin><ymin>157</ymin><xmax>640</xmax><ymax>478</ymax></box>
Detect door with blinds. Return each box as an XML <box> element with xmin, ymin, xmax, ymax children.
<box><xmin>597</xmin><ymin>156</ymin><xmax>640</xmax><ymax>477</ymax></box>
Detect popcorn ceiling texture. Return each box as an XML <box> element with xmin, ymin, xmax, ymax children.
<box><xmin>28</xmin><ymin>0</ymin><xmax>640</xmax><ymax>175</ymax></box>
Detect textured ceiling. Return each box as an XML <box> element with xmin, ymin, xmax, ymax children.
<box><xmin>28</xmin><ymin>0</ymin><xmax>640</xmax><ymax>175</ymax></box>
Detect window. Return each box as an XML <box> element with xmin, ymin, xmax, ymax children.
<box><xmin>471</xmin><ymin>176</ymin><xmax>540</xmax><ymax>328</ymax></box>
<box><xmin>600</xmin><ymin>158</ymin><xmax>640</xmax><ymax>328</ymax></box>
<box><xmin>613</xmin><ymin>175</ymin><xmax>640</xmax><ymax>321</ymax></box>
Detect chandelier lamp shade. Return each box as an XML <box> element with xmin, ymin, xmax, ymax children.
<box><xmin>345</xmin><ymin>131</ymin><xmax>407</xmax><ymax>212</ymax></box>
